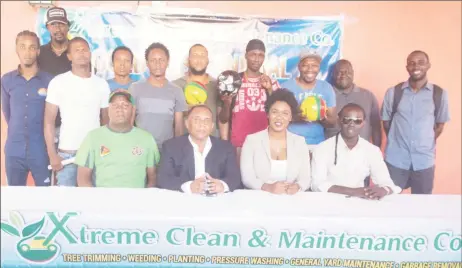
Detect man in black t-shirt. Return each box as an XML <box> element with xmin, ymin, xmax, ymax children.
<box><xmin>37</xmin><ymin>7</ymin><xmax>72</xmax><ymax>153</ymax></box>
<box><xmin>37</xmin><ymin>7</ymin><xmax>72</xmax><ymax>76</ymax></box>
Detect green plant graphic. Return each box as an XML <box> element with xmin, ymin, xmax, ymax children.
<box><xmin>1</xmin><ymin>211</ymin><xmax>60</xmax><ymax>263</ymax></box>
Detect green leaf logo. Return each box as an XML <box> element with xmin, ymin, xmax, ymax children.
<box><xmin>9</xmin><ymin>211</ymin><xmax>24</xmax><ymax>230</ymax></box>
<box><xmin>21</xmin><ymin>217</ymin><xmax>45</xmax><ymax>238</ymax></box>
<box><xmin>1</xmin><ymin>222</ymin><xmax>20</xmax><ymax>237</ymax></box>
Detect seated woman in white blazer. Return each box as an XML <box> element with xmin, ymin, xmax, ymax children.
<box><xmin>240</xmin><ymin>88</ymin><xmax>311</xmax><ymax>194</ymax></box>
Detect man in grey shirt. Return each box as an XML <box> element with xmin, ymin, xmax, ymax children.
<box><xmin>129</xmin><ymin>43</ymin><xmax>188</xmax><ymax>150</ymax></box>
<box><xmin>325</xmin><ymin>59</ymin><xmax>382</xmax><ymax>148</ymax></box>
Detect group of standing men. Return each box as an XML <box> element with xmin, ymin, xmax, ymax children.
<box><xmin>1</xmin><ymin>7</ymin><xmax>450</xmax><ymax>194</ymax></box>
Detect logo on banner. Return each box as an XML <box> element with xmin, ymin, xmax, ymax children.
<box><xmin>310</xmin><ymin>31</ymin><xmax>335</xmax><ymax>46</ymax></box>
<box><xmin>1</xmin><ymin>211</ymin><xmax>61</xmax><ymax>264</ymax></box>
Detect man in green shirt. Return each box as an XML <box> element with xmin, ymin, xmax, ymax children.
<box><xmin>75</xmin><ymin>90</ymin><xmax>160</xmax><ymax>188</ymax></box>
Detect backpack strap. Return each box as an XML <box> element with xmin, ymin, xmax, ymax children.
<box><xmin>385</xmin><ymin>82</ymin><xmax>405</xmax><ymax>135</ymax></box>
<box><xmin>432</xmin><ymin>84</ymin><xmax>443</xmax><ymax>119</ymax></box>
<box><xmin>391</xmin><ymin>82</ymin><xmax>405</xmax><ymax>123</ymax></box>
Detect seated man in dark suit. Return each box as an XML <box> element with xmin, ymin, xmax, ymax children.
<box><xmin>157</xmin><ymin>105</ymin><xmax>242</xmax><ymax>194</ymax></box>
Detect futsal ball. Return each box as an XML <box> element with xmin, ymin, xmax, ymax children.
<box><xmin>184</xmin><ymin>81</ymin><xmax>208</xmax><ymax>105</ymax></box>
<box><xmin>300</xmin><ymin>95</ymin><xmax>327</xmax><ymax>122</ymax></box>
<box><xmin>217</xmin><ymin>70</ymin><xmax>242</xmax><ymax>96</ymax></box>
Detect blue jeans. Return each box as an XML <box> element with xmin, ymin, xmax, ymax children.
<box><xmin>56</xmin><ymin>151</ymin><xmax>77</xmax><ymax>187</ymax></box>
<box><xmin>5</xmin><ymin>155</ymin><xmax>51</xmax><ymax>186</ymax></box>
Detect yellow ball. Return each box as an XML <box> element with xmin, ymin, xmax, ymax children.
<box><xmin>184</xmin><ymin>81</ymin><xmax>207</xmax><ymax>105</ymax></box>
<box><xmin>300</xmin><ymin>95</ymin><xmax>327</xmax><ymax>122</ymax></box>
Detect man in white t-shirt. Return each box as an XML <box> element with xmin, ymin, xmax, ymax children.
<box><xmin>44</xmin><ymin>37</ymin><xmax>110</xmax><ymax>186</ymax></box>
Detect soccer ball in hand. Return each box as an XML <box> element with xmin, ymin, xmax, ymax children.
<box><xmin>217</xmin><ymin>70</ymin><xmax>242</xmax><ymax>96</ymax></box>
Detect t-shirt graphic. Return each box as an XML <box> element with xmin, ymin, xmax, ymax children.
<box><xmin>282</xmin><ymin>78</ymin><xmax>336</xmax><ymax>145</ymax></box>
<box><xmin>230</xmin><ymin>75</ymin><xmax>280</xmax><ymax>147</ymax></box>
<box><xmin>100</xmin><ymin>145</ymin><xmax>110</xmax><ymax>157</ymax></box>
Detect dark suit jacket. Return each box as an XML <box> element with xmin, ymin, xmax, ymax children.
<box><xmin>157</xmin><ymin>135</ymin><xmax>242</xmax><ymax>192</ymax></box>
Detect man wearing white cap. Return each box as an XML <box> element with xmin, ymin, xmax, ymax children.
<box><xmin>281</xmin><ymin>51</ymin><xmax>337</xmax><ymax>151</ymax></box>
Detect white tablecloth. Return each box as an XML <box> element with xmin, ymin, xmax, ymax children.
<box><xmin>1</xmin><ymin>187</ymin><xmax>461</xmax><ymax>267</ymax></box>
<box><xmin>2</xmin><ymin>187</ymin><xmax>461</xmax><ymax>218</ymax></box>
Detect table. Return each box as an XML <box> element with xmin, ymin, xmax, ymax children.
<box><xmin>1</xmin><ymin>187</ymin><xmax>461</xmax><ymax>267</ymax></box>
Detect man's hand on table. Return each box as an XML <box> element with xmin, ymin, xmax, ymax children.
<box><xmin>205</xmin><ymin>174</ymin><xmax>225</xmax><ymax>194</ymax></box>
<box><xmin>364</xmin><ymin>186</ymin><xmax>389</xmax><ymax>200</ymax></box>
<box><xmin>349</xmin><ymin>187</ymin><xmax>369</xmax><ymax>199</ymax></box>
<box><xmin>190</xmin><ymin>176</ymin><xmax>207</xmax><ymax>194</ymax></box>
<box><xmin>346</xmin><ymin>186</ymin><xmax>389</xmax><ymax>200</ymax></box>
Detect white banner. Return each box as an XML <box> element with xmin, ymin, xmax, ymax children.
<box><xmin>1</xmin><ymin>187</ymin><xmax>461</xmax><ymax>267</ymax></box>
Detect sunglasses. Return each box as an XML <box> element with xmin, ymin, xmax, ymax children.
<box><xmin>341</xmin><ymin>117</ymin><xmax>364</xmax><ymax>125</ymax></box>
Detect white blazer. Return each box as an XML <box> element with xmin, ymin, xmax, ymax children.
<box><xmin>240</xmin><ymin>129</ymin><xmax>311</xmax><ymax>191</ymax></box>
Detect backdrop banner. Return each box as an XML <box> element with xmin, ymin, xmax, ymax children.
<box><xmin>36</xmin><ymin>7</ymin><xmax>343</xmax><ymax>83</ymax></box>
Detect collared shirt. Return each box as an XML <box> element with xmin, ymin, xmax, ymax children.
<box><xmin>107</xmin><ymin>78</ymin><xmax>137</xmax><ymax>92</ymax></box>
<box><xmin>180</xmin><ymin>136</ymin><xmax>230</xmax><ymax>193</ymax></box>
<box><xmin>381</xmin><ymin>81</ymin><xmax>450</xmax><ymax>170</ymax></box>
<box><xmin>1</xmin><ymin>68</ymin><xmax>53</xmax><ymax>158</ymax></box>
<box><xmin>37</xmin><ymin>42</ymin><xmax>72</xmax><ymax>77</ymax></box>
<box><xmin>311</xmin><ymin>135</ymin><xmax>401</xmax><ymax>194</ymax></box>
<box><xmin>325</xmin><ymin>85</ymin><xmax>381</xmax><ymax>142</ymax></box>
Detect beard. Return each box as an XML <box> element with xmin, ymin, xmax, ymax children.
<box><xmin>190</xmin><ymin>67</ymin><xmax>206</xmax><ymax>76</ymax></box>
<box><xmin>336</xmin><ymin>81</ymin><xmax>351</xmax><ymax>90</ymax></box>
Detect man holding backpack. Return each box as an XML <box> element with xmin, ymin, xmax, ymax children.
<box><xmin>381</xmin><ymin>50</ymin><xmax>450</xmax><ymax>194</ymax></box>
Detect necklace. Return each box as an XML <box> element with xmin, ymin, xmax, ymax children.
<box><xmin>51</xmin><ymin>43</ymin><xmax>67</xmax><ymax>55</ymax></box>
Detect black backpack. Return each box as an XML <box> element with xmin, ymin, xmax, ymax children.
<box><xmin>387</xmin><ymin>82</ymin><xmax>443</xmax><ymax>134</ymax></box>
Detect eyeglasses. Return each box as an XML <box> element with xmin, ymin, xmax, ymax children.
<box><xmin>341</xmin><ymin>117</ymin><xmax>363</xmax><ymax>125</ymax></box>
